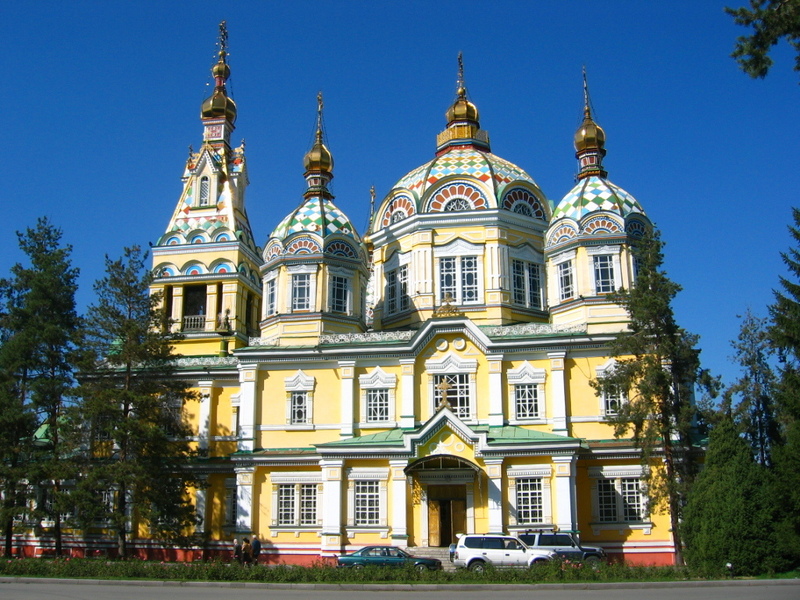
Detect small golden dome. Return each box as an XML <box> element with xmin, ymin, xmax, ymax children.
<box><xmin>211</xmin><ymin>50</ymin><xmax>231</xmax><ymax>80</ymax></box>
<box><xmin>304</xmin><ymin>130</ymin><xmax>333</xmax><ymax>172</ymax></box>
<box><xmin>446</xmin><ymin>86</ymin><xmax>479</xmax><ymax>123</ymax></box>
<box><xmin>574</xmin><ymin>108</ymin><xmax>605</xmax><ymax>152</ymax></box>
<box><xmin>201</xmin><ymin>90</ymin><xmax>238</xmax><ymax>123</ymax></box>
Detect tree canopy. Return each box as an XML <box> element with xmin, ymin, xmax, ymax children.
<box><xmin>727</xmin><ymin>0</ymin><xmax>800</xmax><ymax>78</ymax></box>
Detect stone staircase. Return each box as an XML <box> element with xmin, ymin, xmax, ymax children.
<box><xmin>408</xmin><ymin>546</ymin><xmax>456</xmax><ymax>571</ymax></box>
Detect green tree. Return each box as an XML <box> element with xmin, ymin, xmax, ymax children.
<box><xmin>726</xmin><ymin>0</ymin><xmax>800</xmax><ymax>78</ymax></box>
<box><xmin>725</xmin><ymin>309</ymin><xmax>779</xmax><ymax>465</ymax></box>
<box><xmin>767</xmin><ymin>206</ymin><xmax>800</xmax><ymax>566</ymax></box>
<box><xmin>683</xmin><ymin>414</ymin><xmax>783</xmax><ymax>575</ymax></box>
<box><xmin>593</xmin><ymin>230</ymin><xmax>714</xmax><ymax>566</ymax></box>
<box><xmin>71</xmin><ymin>246</ymin><xmax>199</xmax><ymax>558</ymax></box>
<box><xmin>0</xmin><ymin>218</ymin><xmax>80</xmax><ymax>557</ymax></box>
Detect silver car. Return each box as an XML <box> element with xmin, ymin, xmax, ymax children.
<box><xmin>451</xmin><ymin>533</ymin><xmax>555</xmax><ymax>571</ymax></box>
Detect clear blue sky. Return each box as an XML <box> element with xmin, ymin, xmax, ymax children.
<box><xmin>3</xmin><ymin>1</ymin><xmax>798</xmax><ymax>389</ymax></box>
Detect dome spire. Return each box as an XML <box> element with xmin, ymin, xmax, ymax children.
<box><xmin>437</xmin><ymin>52</ymin><xmax>489</xmax><ymax>154</ymax></box>
<box><xmin>574</xmin><ymin>67</ymin><xmax>607</xmax><ymax>180</ymax></box>
<box><xmin>201</xmin><ymin>21</ymin><xmax>238</xmax><ymax>125</ymax></box>
<box><xmin>303</xmin><ymin>91</ymin><xmax>334</xmax><ymax>198</ymax></box>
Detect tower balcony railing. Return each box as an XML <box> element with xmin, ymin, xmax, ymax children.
<box><xmin>183</xmin><ymin>315</ymin><xmax>207</xmax><ymax>331</ymax></box>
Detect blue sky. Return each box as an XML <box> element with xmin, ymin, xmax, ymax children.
<box><xmin>3</xmin><ymin>1</ymin><xmax>798</xmax><ymax>388</ymax></box>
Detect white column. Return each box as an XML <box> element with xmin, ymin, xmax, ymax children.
<box><xmin>485</xmin><ymin>459</ymin><xmax>504</xmax><ymax>534</ymax></box>
<box><xmin>488</xmin><ymin>354</ymin><xmax>504</xmax><ymax>426</ymax></box>
<box><xmin>238</xmin><ymin>365</ymin><xmax>258</xmax><ymax>451</ymax></box>
<box><xmin>339</xmin><ymin>360</ymin><xmax>356</xmax><ymax>438</ymax></box>
<box><xmin>389</xmin><ymin>460</ymin><xmax>408</xmax><ymax>544</ymax></box>
<box><xmin>399</xmin><ymin>358</ymin><xmax>416</xmax><ymax>429</ymax></box>
<box><xmin>235</xmin><ymin>468</ymin><xmax>254</xmax><ymax>533</ymax></box>
<box><xmin>320</xmin><ymin>459</ymin><xmax>344</xmax><ymax>553</ymax></box>
<box><xmin>197</xmin><ymin>381</ymin><xmax>213</xmax><ymax>453</ymax></box>
<box><xmin>548</xmin><ymin>352</ymin><xmax>568</xmax><ymax>433</ymax></box>
<box><xmin>553</xmin><ymin>455</ymin><xmax>577</xmax><ymax>532</ymax></box>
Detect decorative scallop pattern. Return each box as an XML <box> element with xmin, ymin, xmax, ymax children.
<box><xmin>265</xmin><ymin>242</ymin><xmax>282</xmax><ymax>262</ymax></box>
<box><xmin>285</xmin><ymin>236</ymin><xmax>322</xmax><ymax>255</ymax></box>
<box><xmin>381</xmin><ymin>195</ymin><xmax>416</xmax><ymax>227</ymax></box>
<box><xmin>583</xmin><ymin>215</ymin><xmax>622</xmax><ymax>235</ymax></box>
<box><xmin>428</xmin><ymin>182</ymin><xmax>487</xmax><ymax>212</ymax></box>
<box><xmin>626</xmin><ymin>219</ymin><xmax>648</xmax><ymax>238</ymax></box>
<box><xmin>502</xmin><ymin>188</ymin><xmax>546</xmax><ymax>219</ymax></box>
<box><xmin>325</xmin><ymin>239</ymin><xmax>358</xmax><ymax>258</ymax></box>
<box><xmin>548</xmin><ymin>224</ymin><xmax>578</xmax><ymax>246</ymax></box>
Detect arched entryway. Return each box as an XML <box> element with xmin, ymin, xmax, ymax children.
<box><xmin>404</xmin><ymin>454</ymin><xmax>480</xmax><ymax>547</ymax></box>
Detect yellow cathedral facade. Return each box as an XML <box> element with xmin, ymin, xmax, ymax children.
<box><xmin>147</xmin><ymin>28</ymin><xmax>675</xmax><ymax>565</ymax></box>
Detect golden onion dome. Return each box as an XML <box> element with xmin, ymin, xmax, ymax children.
<box><xmin>211</xmin><ymin>50</ymin><xmax>230</xmax><ymax>79</ymax></box>
<box><xmin>446</xmin><ymin>86</ymin><xmax>479</xmax><ymax>123</ymax></box>
<box><xmin>201</xmin><ymin>48</ymin><xmax>237</xmax><ymax>123</ymax></box>
<box><xmin>303</xmin><ymin>130</ymin><xmax>333</xmax><ymax>172</ymax></box>
<box><xmin>574</xmin><ymin>108</ymin><xmax>605</xmax><ymax>152</ymax></box>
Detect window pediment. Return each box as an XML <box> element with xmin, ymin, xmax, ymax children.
<box><xmin>507</xmin><ymin>361</ymin><xmax>546</xmax><ymax>385</ymax></box>
<box><xmin>285</xmin><ymin>370</ymin><xmax>315</xmax><ymax>392</ymax></box>
<box><xmin>359</xmin><ymin>366</ymin><xmax>397</xmax><ymax>389</ymax></box>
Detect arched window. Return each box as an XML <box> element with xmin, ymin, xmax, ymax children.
<box><xmin>199</xmin><ymin>176</ymin><xmax>210</xmax><ymax>206</ymax></box>
<box><xmin>443</xmin><ymin>198</ymin><xmax>471</xmax><ymax>212</ymax></box>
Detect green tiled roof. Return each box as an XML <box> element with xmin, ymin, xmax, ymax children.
<box><xmin>319</xmin><ymin>429</ymin><xmax>406</xmax><ymax>447</ymax></box>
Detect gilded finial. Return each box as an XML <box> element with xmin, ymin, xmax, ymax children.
<box><xmin>188</xmin><ymin>144</ymin><xmax>193</xmax><ymax>159</ymax></box>
<box><xmin>582</xmin><ymin>66</ymin><xmax>592</xmax><ymax>119</ymax></box>
<box><xmin>457</xmin><ymin>51</ymin><xmax>466</xmax><ymax>96</ymax></box>
<box><xmin>218</xmin><ymin>21</ymin><xmax>228</xmax><ymax>57</ymax></box>
<box><xmin>303</xmin><ymin>91</ymin><xmax>333</xmax><ymax>174</ymax></box>
<box><xmin>574</xmin><ymin>67</ymin><xmax>607</xmax><ymax>179</ymax></box>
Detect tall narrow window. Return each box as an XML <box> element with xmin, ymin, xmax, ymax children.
<box><xmin>602</xmin><ymin>384</ymin><xmax>625</xmax><ymax>416</ymax></box>
<box><xmin>292</xmin><ymin>274</ymin><xmax>311</xmax><ymax>311</ymax></box>
<box><xmin>290</xmin><ymin>391</ymin><xmax>309</xmax><ymax>425</ymax></box>
<box><xmin>329</xmin><ymin>275</ymin><xmax>350</xmax><ymax>314</ymax></box>
<box><xmin>385</xmin><ymin>266</ymin><xmax>409</xmax><ymax>314</ymax></box>
<box><xmin>512</xmin><ymin>259</ymin><xmax>542</xmax><ymax>309</ymax></box>
<box><xmin>514</xmin><ymin>383</ymin><xmax>540</xmax><ymax>419</ymax></box>
<box><xmin>366</xmin><ymin>389</ymin><xmax>390</xmax><ymax>423</ymax></box>
<box><xmin>265</xmin><ymin>278</ymin><xmax>277</xmax><ymax>316</ymax></box>
<box><xmin>354</xmin><ymin>481</ymin><xmax>380</xmax><ymax>526</ymax></box>
<box><xmin>199</xmin><ymin>176</ymin><xmax>210</xmax><ymax>206</ymax></box>
<box><xmin>516</xmin><ymin>478</ymin><xmax>544</xmax><ymax>524</ymax></box>
<box><xmin>593</xmin><ymin>255</ymin><xmax>615</xmax><ymax>294</ymax></box>
<box><xmin>558</xmin><ymin>261</ymin><xmax>574</xmax><ymax>302</ymax></box>
<box><xmin>596</xmin><ymin>477</ymin><xmax>646</xmax><ymax>523</ymax></box>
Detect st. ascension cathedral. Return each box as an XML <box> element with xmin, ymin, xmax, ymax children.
<box><xmin>135</xmin><ymin>24</ymin><xmax>668</xmax><ymax>564</ymax></box>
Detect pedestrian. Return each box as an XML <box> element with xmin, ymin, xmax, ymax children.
<box><xmin>242</xmin><ymin>537</ymin><xmax>252</xmax><ymax>566</ymax></box>
<box><xmin>251</xmin><ymin>534</ymin><xmax>261</xmax><ymax>565</ymax></box>
<box><xmin>233</xmin><ymin>538</ymin><xmax>242</xmax><ymax>564</ymax></box>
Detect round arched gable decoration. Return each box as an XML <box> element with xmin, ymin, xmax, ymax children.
<box><xmin>285</xmin><ymin>236</ymin><xmax>322</xmax><ymax>255</ymax></box>
<box><xmin>404</xmin><ymin>454</ymin><xmax>481</xmax><ymax>474</ymax></box>
<box><xmin>381</xmin><ymin>194</ymin><xmax>416</xmax><ymax>228</ymax></box>
<box><xmin>264</xmin><ymin>242</ymin><xmax>283</xmax><ymax>262</ymax></box>
<box><xmin>626</xmin><ymin>218</ymin><xmax>649</xmax><ymax>238</ymax></box>
<box><xmin>165</xmin><ymin>235</ymin><xmax>183</xmax><ymax>246</ymax></box>
<box><xmin>157</xmin><ymin>265</ymin><xmax>178</xmax><ymax>277</ymax></box>
<box><xmin>212</xmin><ymin>261</ymin><xmax>236</xmax><ymax>274</ymax></box>
<box><xmin>582</xmin><ymin>215</ymin><xmax>623</xmax><ymax>236</ymax></box>
<box><xmin>502</xmin><ymin>187</ymin><xmax>546</xmax><ymax>219</ymax></box>
<box><xmin>325</xmin><ymin>239</ymin><xmax>358</xmax><ymax>258</ymax></box>
<box><xmin>546</xmin><ymin>223</ymin><xmax>578</xmax><ymax>247</ymax></box>
<box><xmin>428</xmin><ymin>181</ymin><xmax>488</xmax><ymax>213</ymax></box>
<box><xmin>183</xmin><ymin>262</ymin><xmax>207</xmax><ymax>276</ymax></box>
<box><xmin>214</xmin><ymin>231</ymin><xmax>233</xmax><ymax>242</ymax></box>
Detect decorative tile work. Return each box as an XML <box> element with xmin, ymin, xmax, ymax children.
<box><xmin>269</xmin><ymin>196</ymin><xmax>361</xmax><ymax>243</ymax></box>
<box><xmin>553</xmin><ymin>176</ymin><xmax>645</xmax><ymax>222</ymax></box>
<box><xmin>285</xmin><ymin>236</ymin><xmax>322</xmax><ymax>255</ymax></box>
<box><xmin>380</xmin><ymin>194</ymin><xmax>416</xmax><ymax>227</ymax></box>
<box><xmin>428</xmin><ymin>181</ymin><xmax>488</xmax><ymax>212</ymax></box>
<box><xmin>583</xmin><ymin>215</ymin><xmax>623</xmax><ymax>235</ymax></box>
<box><xmin>502</xmin><ymin>187</ymin><xmax>547</xmax><ymax>219</ymax></box>
<box><xmin>324</xmin><ymin>239</ymin><xmax>358</xmax><ymax>258</ymax></box>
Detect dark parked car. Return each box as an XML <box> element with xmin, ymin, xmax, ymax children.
<box><xmin>517</xmin><ymin>531</ymin><xmax>606</xmax><ymax>562</ymax></box>
<box><xmin>336</xmin><ymin>545</ymin><xmax>442</xmax><ymax>570</ymax></box>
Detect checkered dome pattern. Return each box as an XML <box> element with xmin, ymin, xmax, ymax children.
<box><xmin>553</xmin><ymin>176</ymin><xmax>645</xmax><ymax>221</ymax></box>
<box><xmin>269</xmin><ymin>196</ymin><xmax>361</xmax><ymax>243</ymax></box>
<box><xmin>390</xmin><ymin>147</ymin><xmax>539</xmax><ymax>200</ymax></box>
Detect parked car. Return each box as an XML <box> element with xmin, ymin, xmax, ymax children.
<box><xmin>517</xmin><ymin>531</ymin><xmax>606</xmax><ymax>563</ymax></box>
<box><xmin>451</xmin><ymin>533</ymin><xmax>555</xmax><ymax>571</ymax></box>
<box><xmin>336</xmin><ymin>545</ymin><xmax>442</xmax><ymax>570</ymax></box>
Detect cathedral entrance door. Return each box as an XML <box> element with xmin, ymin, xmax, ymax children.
<box><xmin>427</xmin><ymin>484</ymin><xmax>467</xmax><ymax>547</ymax></box>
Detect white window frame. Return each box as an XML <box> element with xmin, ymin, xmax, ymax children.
<box><xmin>199</xmin><ymin>176</ymin><xmax>211</xmax><ymax>207</ymax></box>
<box><xmin>284</xmin><ymin>370</ymin><xmax>315</xmax><ymax>428</ymax></box>
<box><xmin>511</xmin><ymin>259</ymin><xmax>543</xmax><ymax>310</ymax></box>
<box><xmin>270</xmin><ymin>473</ymin><xmax>323</xmax><ymax>529</ymax></box>
<box><xmin>587</xmin><ymin>246</ymin><xmax>622</xmax><ymax>296</ymax></box>
<box><xmin>507</xmin><ymin>466</ymin><xmax>553</xmax><ymax>528</ymax></box>
<box><xmin>507</xmin><ymin>361</ymin><xmax>547</xmax><ymax>423</ymax></box>
<box><xmin>264</xmin><ymin>271</ymin><xmax>278</xmax><ymax>317</ymax></box>
<box><xmin>384</xmin><ymin>251</ymin><xmax>411</xmax><ymax>315</ymax></box>
<box><xmin>434</xmin><ymin>239</ymin><xmax>483</xmax><ymax>306</ymax></box>
<box><xmin>347</xmin><ymin>467</ymin><xmax>389</xmax><ymax>535</ymax></box>
<box><xmin>359</xmin><ymin>367</ymin><xmax>398</xmax><ymax>426</ymax></box>
<box><xmin>595</xmin><ymin>359</ymin><xmax>628</xmax><ymax>418</ymax></box>
<box><xmin>425</xmin><ymin>352</ymin><xmax>478</xmax><ymax>421</ymax></box>
<box><xmin>287</xmin><ymin>264</ymin><xmax>317</xmax><ymax>313</ymax></box>
<box><xmin>328</xmin><ymin>267</ymin><xmax>352</xmax><ymax>315</ymax></box>
<box><xmin>557</xmin><ymin>260</ymin><xmax>574</xmax><ymax>302</ymax></box>
<box><xmin>589</xmin><ymin>466</ymin><xmax>649</xmax><ymax>531</ymax></box>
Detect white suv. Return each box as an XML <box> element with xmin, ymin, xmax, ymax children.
<box><xmin>451</xmin><ymin>534</ymin><xmax>556</xmax><ymax>571</ymax></box>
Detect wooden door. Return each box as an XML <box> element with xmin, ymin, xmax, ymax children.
<box><xmin>451</xmin><ymin>499</ymin><xmax>466</xmax><ymax>541</ymax></box>
<box><xmin>428</xmin><ymin>500</ymin><xmax>441</xmax><ymax>547</ymax></box>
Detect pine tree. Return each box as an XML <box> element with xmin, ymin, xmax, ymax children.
<box><xmin>726</xmin><ymin>309</ymin><xmax>779</xmax><ymax>466</ymax></box>
<box><xmin>0</xmin><ymin>218</ymin><xmax>80</xmax><ymax>556</ymax></box>
<box><xmin>593</xmin><ymin>229</ymin><xmax>714</xmax><ymax>566</ymax></box>
<box><xmin>767</xmin><ymin>206</ymin><xmax>800</xmax><ymax>567</ymax></box>
<box><xmin>726</xmin><ymin>0</ymin><xmax>800</xmax><ymax>78</ymax></box>
<box><xmin>71</xmin><ymin>246</ymin><xmax>200</xmax><ymax>558</ymax></box>
<box><xmin>683</xmin><ymin>414</ymin><xmax>783</xmax><ymax>575</ymax></box>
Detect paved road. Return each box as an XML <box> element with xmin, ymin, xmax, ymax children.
<box><xmin>1</xmin><ymin>579</ymin><xmax>799</xmax><ymax>600</ymax></box>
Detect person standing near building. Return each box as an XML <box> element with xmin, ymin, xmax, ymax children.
<box><xmin>242</xmin><ymin>538</ymin><xmax>252</xmax><ymax>565</ymax></box>
<box><xmin>251</xmin><ymin>535</ymin><xmax>261</xmax><ymax>565</ymax></box>
<box><xmin>232</xmin><ymin>538</ymin><xmax>242</xmax><ymax>564</ymax></box>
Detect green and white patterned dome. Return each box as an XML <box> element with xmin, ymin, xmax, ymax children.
<box><xmin>269</xmin><ymin>196</ymin><xmax>361</xmax><ymax>243</ymax></box>
<box><xmin>552</xmin><ymin>175</ymin><xmax>645</xmax><ymax>222</ymax></box>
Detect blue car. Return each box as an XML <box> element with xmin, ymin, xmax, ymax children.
<box><xmin>336</xmin><ymin>546</ymin><xmax>442</xmax><ymax>570</ymax></box>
